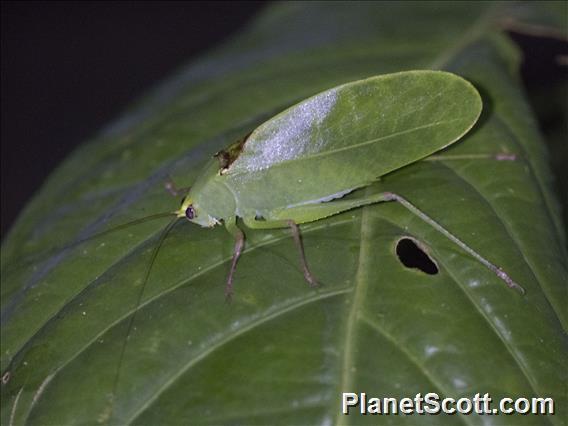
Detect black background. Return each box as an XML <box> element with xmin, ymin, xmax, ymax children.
<box><xmin>2</xmin><ymin>2</ymin><xmax>567</xmax><ymax>239</ymax></box>
<box><xmin>1</xmin><ymin>1</ymin><xmax>265</xmax><ymax>237</ymax></box>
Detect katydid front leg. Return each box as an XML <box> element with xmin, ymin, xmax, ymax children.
<box><xmin>224</xmin><ymin>219</ymin><xmax>245</xmax><ymax>301</ymax></box>
<box><xmin>164</xmin><ymin>175</ymin><xmax>192</xmax><ymax>197</ymax></box>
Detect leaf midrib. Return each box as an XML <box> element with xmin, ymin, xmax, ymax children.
<box><xmin>332</xmin><ymin>191</ymin><xmax>473</xmax><ymax>426</ymax></box>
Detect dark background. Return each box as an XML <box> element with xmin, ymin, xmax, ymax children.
<box><xmin>1</xmin><ymin>1</ymin><xmax>265</xmax><ymax>237</ymax></box>
<box><xmin>2</xmin><ymin>2</ymin><xmax>567</xmax><ymax>239</ymax></box>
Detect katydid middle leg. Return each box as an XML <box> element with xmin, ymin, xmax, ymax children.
<box><xmin>243</xmin><ymin>193</ymin><xmax>394</xmax><ymax>287</ymax></box>
<box><xmin>242</xmin><ymin>217</ymin><xmax>319</xmax><ymax>288</ymax></box>
<box><xmin>287</xmin><ymin>220</ymin><xmax>318</xmax><ymax>287</ymax></box>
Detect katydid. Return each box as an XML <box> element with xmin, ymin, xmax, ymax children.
<box><xmin>103</xmin><ymin>70</ymin><xmax>524</xmax><ymax>420</ymax></box>
<box><xmin>0</xmin><ymin>70</ymin><xmax>524</xmax><ymax>409</ymax></box>
<box><xmin>5</xmin><ymin>70</ymin><xmax>523</xmax><ymax>304</ymax></box>
<box><xmin>171</xmin><ymin>70</ymin><xmax>524</xmax><ymax>298</ymax></box>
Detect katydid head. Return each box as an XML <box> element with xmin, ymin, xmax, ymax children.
<box><xmin>175</xmin><ymin>158</ymin><xmax>237</xmax><ymax>228</ymax></box>
<box><xmin>177</xmin><ymin>196</ymin><xmax>220</xmax><ymax>228</ymax></box>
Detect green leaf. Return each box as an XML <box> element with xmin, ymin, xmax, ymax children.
<box><xmin>2</xmin><ymin>2</ymin><xmax>566</xmax><ymax>425</ymax></box>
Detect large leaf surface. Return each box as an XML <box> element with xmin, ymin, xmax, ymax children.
<box><xmin>1</xmin><ymin>2</ymin><xmax>567</xmax><ymax>425</ymax></box>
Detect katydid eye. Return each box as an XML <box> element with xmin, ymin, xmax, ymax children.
<box><xmin>185</xmin><ymin>206</ymin><xmax>196</xmax><ymax>220</ymax></box>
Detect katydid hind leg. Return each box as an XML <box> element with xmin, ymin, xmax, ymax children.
<box><xmin>245</xmin><ymin>189</ymin><xmax>523</xmax><ymax>293</ymax></box>
<box><xmin>382</xmin><ymin>192</ymin><xmax>525</xmax><ymax>294</ymax></box>
<box><xmin>287</xmin><ymin>220</ymin><xmax>319</xmax><ymax>288</ymax></box>
<box><xmin>425</xmin><ymin>153</ymin><xmax>517</xmax><ymax>161</ymax></box>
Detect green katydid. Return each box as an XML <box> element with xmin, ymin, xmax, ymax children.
<box><xmin>2</xmin><ymin>70</ymin><xmax>522</xmax><ymax>307</ymax></box>
<box><xmin>0</xmin><ymin>70</ymin><xmax>525</xmax><ymax>415</ymax></box>
<box><xmin>96</xmin><ymin>69</ymin><xmax>523</xmax><ymax>422</ymax></box>
<box><xmin>165</xmin><ymin>69</ymin><xmax>524</xmax><ymax>298</ymax></box>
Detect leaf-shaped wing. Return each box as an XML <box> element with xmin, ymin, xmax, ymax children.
<box><xmin>225</xmin><ymin>71</ymin><xmax>482</xmax><ymax>213</ymax></box>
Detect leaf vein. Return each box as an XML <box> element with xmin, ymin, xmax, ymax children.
<box><xmin>127</xmin><ymin>287</ymin><xmax>351</xmax><ymax>424</ymax></box>
<box><xmin>431</xmin><ymin>160</ymin><xmax>547</xmax><ymax>400</ymax></box>
<box><xmin>358</xmin><ymin>314</ymin><xmax>472</xmax><ymax>426</ymax></box>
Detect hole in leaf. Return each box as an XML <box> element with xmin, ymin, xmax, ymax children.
<box><xmin>396</xmin><ymin>237</ymin><xmax>439</xmax><ymax>275</ymax></box>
